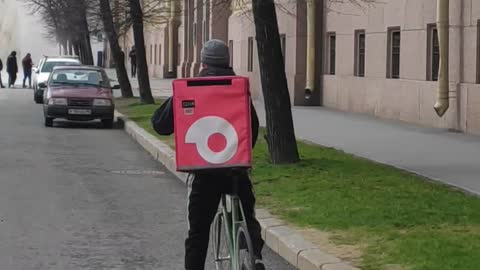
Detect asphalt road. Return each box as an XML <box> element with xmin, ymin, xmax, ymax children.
<box><xmin>0</xmin><ymin>88</ymin><xmax>296</xmax><ymax>270</ymax></box>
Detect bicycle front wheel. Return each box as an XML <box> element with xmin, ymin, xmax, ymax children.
<box><xmin>212</xmin><ymin>211</ymin><xmax>233</xmax><ymax>270</ymax></box>
<box><xmin>235</xmin><ymin>224</ymin><xmax>256</xmax><ymax>270</ymax></box>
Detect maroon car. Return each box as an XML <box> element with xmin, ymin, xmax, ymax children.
<box><xmin>39</xmin><ymin>66</ymin><xmax>120</xmax><ymax>128</ymax></box>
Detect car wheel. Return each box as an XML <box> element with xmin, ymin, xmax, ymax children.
<box><xmin>44</xmin><ymin>117</ymin><xmax>54</xmax><ymax>127</ymax></box>
<box><xmin>102</xmin><ymin>119</ymin><xmax>114</xmax><ymax>129</ymax></box>
<box><xmin>35</xmin><ymin>95</ymin><xmax>43</xmax><ymax>104</ymax></box>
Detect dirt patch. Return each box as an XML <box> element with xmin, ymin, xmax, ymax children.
<box><xmin>296</xmin><ymin>228</ymin><xmax>363</xmax><ymax>266</ymax></box>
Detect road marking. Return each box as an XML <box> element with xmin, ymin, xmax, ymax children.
<box><xmin>110</xmin><ymin>170</ymin><xmax>165</xmax><ymax>175</ymax></box>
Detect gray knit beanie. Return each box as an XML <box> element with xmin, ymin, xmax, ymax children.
<box><xmin>201</xmin><ymin>39</ymin><xmax>230</xmax><ymax>67</ymax></box>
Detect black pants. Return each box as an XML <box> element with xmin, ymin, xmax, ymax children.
<box><xmin>185</xmin><ymin>172</ymin><xmax>264</xmax><ymax>270</ymax></box>
<box><xmin>131</xmin><ymin>63</ymin><xmax>136</xmax><ymax>78</ymax></box>
<box><xmin>23</xmin><ymin>70</ymin><xmax>32</xmax><ymax>88</ymax></box>
<box><xmin>8</xmin><ymin>73</ymin><xmax>16</xmax><ymax>87</ymax></box>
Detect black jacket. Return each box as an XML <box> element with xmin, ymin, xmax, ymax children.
<box><xmin>6</xmin><ymin>55</ymin><xmax>18</xmax><ymax>74</ymax></box>
<box><xmin>151</xmin><ymin>66</ymin><xmax>260</xmax><ymax>148</ymax></box>
<box><xmin>0</xmin><ymin>59</ymin><xmax>3</xmax><ymax>71</ymax></box>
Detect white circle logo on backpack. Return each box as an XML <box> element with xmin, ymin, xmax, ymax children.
<box><xmin>185</xmin><ymin>116</ymin><xmax>238</xmax><ymax>164</ymax></box>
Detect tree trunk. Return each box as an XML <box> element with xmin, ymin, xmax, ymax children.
<box><xmin>252</xmin><ymin>0</ymin><xmax>299</xmax><ymax>164</ymax></box>
<box><xmin>78</xmin><ymin>40</ymin><xmax>86</xmax><ymax>64</ymax></box>
<box><xmin>80</xmin><ymin>13</ymin><xmax>94</xmax><ymax>65</ymax></box>
<box><xmin>73</xmin><ymin>42</ymin><xmax>80</xmax><ymax>57</ymax></box>
<box><xmin>129</xmin><ymin>0</ymin><xmax>155</xmax><ymax>104</ymax></box>
<box><xmin>62</xmin><ymin>41</ymin><xmax>68</xmax><ymax>55</ymax></box>
<box><xmin>68</xmin><ymin>41</ymin><xmax>73</xmax><ymax>55</ymax></box>
<box><xmin>83</xmin><ymin>33</ymin><xmax>94</xmax><ymax>65</ymax></box>
<box><xmin>100</xmin><ymin>0</ymin><xmax>134</xmax><ymax>98</ymax></box>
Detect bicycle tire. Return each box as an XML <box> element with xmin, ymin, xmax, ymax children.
<box><xmin>235</xmin><ymin>224</ymin><xmax>256</xmax><ymax>270</ymax></box>
<box><xmin>212</xmin><ymin>211</ymin><xmax>232</xmax><ymax>270</ymax></box>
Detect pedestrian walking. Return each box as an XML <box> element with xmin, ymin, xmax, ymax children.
<box><xmin>6</xmin><ymin>51</ymin><xmax>18</xmax><ymax>88</ymax></box>
<box><xmin>22</xmin><ymin>53</ymin><xmax>34</xmax><ymax>88</ymax></box>
<box><xmin>0</xmin><ymin>58</ymin><xmax>5</xmax><ymax>88</ymax></box>
<box><xmin>129</xmin><ymin>46</ymin><xmax>137</xmax><ymax>78</ymax></box>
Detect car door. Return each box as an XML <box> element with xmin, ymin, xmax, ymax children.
<box><xmin>33</xmin><ymin>58</ymin><xmax>46</xmax><ymax>90</ymax></box>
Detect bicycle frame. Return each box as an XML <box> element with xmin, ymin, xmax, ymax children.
<box><xmin>219</xmin><ymin>193</ymin><xmax>248</xmax><ymax>270</ymax></box>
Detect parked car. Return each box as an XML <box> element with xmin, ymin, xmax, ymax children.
<box><xmin>33</xmin><ymin>56</ymin><xmax>81</xmax><ymax>104</ymax></box>
<box><xmin>39</xmin><ymin>66</ymin><xmax>120</xmax><ymax>128</ymax></box>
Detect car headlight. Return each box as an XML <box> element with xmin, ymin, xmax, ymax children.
<box><xmin>93</xmin><ymin>99</ymin><xmax>112</xmax><ymax>106</ymax></box>
<box><xmin>48</xmin><ymin>98</ymin><xmax>67</xmax><ymax>105</ymax></box>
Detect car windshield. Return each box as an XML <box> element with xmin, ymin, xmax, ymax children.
<box><xmin>49</xmin><ymin>69</ymin><xmax>110</xmax><ymax>88</ymax></box>
<box><xmin>41</xmin><ymin>61</ymin><xmax>80</xmax><ymax>73</ymax></box>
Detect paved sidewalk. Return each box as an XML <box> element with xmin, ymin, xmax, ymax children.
<box><xmin>109</xmin><ymin>73</ymin><xmax>480</xmax><ymax>196</ymax></box>
<box><xmin>106</xmin><ymin>68</ymin><xmax>173</xmax><ymax>98</ymax></box>
<box><xmin>255</xmin><ymin>103</ymin><xmax>480</xmax><ymax>196</ymax></box>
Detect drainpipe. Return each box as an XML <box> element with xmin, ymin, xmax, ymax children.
<box><xmin>168</xmin><ymin>0</ymin><xmax>177</xmax><ymax>77</ymax></box>
<box><xmin>434</xmin><ymin>0</ymin><xmax>449</xmax><ymax>117</ymax></box>
<box><xmin>304</xmin><ymin>0</ymin><xmax>316</xmax><ymax>99</ymax></box>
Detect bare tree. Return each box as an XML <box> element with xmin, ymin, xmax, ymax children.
<box><xmin>250</xmin><ymin>0</ymin><xmax>299</xmax><ymax>164</ymax></box>
<box><xmin>247</xmin><ymin>0</ymin><xmax>376</xmax><ymax>164</ymax></box>
<box><xmin>99</xmin><ymin>0</ymin><xmax>134</xmax><ymax>97</ymax></box>
<box><xmin>127</xmin><ymin>0</ymin><xmax>155</xmax><ymax>104</ymax></box>
<box><xmin>23</xmin><ymin>0</ymin><xmax>95</xmax><ymax>65</ymax></box>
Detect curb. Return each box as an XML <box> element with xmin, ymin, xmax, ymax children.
<box><xmin>115</xmin><ymin>111</ymin><xmax>360</xmax><ymax>270</ymax></box>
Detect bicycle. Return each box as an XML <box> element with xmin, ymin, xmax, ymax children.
<box><xmin>211</xmin><ymin>174</ymin><xmax>256</xmax><ymax>270</ymax></box>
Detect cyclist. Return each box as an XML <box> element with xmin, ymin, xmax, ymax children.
<box><xmin>152</xmin><ymin>39</ymin><xmax>265</xmax><ymax>270</ymax></box>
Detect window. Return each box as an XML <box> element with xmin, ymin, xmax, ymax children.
<box><xmin>228</xmin><ymin>40</ymin><xmax>234</xmax><ymax>67</ymax></box>
<box><xmin>248</xmin><ymin>37</ymin><xmax>254</xmax><ymax>72</ymax></box>
<box><xmin>203</xmin><ymin>20</ymin><xmax>208</xmax><ymax>44</ymax></box>
<box><xmin>326</xmin><ymin>32</ymin><xmax>336</xmax><ymax>75</ymax></box>
<box><xmin>193</xmin><ymin>22</ymin><xmax>197</xmax><ymax>47</ymax></box>
<box><xmin>427</xmin><ymin>24</ymin><xmax>439</xmax><ymax>81</ymax></box>
<box><xmin>477</xmin><ymin>20</ymin><xmax>480</xmax><ymax>83</ymax></box>
<box><xmin>159</xmin><ymin>44</ymin><xmax>162</xmax><ymax>65</ymax></box>
<box><xmin>178</xmin><ymin>43</ymin><xmax>181</xmax><ymax>65</ymax></box>
<box><xmin>280</xmin><ymin>34</ymin><xmax>286</xmax><ymax>65</ymax></box>
<box><xmin>154</xmin><ymin>44</ymin><xmax>157</xmax><ymax>65</ymax></box>
<box><xmin>354</xmin><ymin>30</ymin><xmax>366</xmax><ymax>77</ymax></box>
<box><xmin>150</xmin><ymin>45</ymin><xmax>153</xmax><ymax>64</ymax></box>
<box><xmin>41</xmin><ymin>61</ymin><xmax>80</xmax><ymax>73</ymax></box>
<box><xmin>387</xmin><ymin>27</ymin><xmax>401</xmax><ymax>79</ymax></box>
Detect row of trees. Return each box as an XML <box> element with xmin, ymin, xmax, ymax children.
<box><xmin>24</xmin><ymin>0</ymin><xmax>162</xmax><ymax>103</ymax></box>
<box><xmin>24</xmin><ymin>0</ymin><xmax>369</xmax><ymax>164</ymax></box>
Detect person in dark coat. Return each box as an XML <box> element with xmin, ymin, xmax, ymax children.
<box><xmin>6</xmin><ymin>51</ymin><xmax>18</xmax><ymax>88</ymax></box>
<box><xmin>151</xmin><ymin>39</ymin><xmax>265</xmax><ymax>270</ymax></box>
<box><xmin>22</xmin><ymin>53</ymin><xmax>34</xmax><ymax>88</ymax></box>
<box><xmin>0</xmin><ymin>58</ymin><xmax>4</xmax><ymax>88</ymax></box>
<box><xmin>128</xmin><ymin>46</ymin><xmax>136</xmax><ymax>78</ymax></box>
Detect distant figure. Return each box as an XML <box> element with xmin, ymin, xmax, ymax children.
<box><xmin>0</xmin><ymin>58</ymin><xmax>4</xmax><ymax>88</ymax></box>
<box><xmin>6</xmin><ymin>51</ymin><xmax>18</xmax><ymax>88</ymax></box>
<box><xmin>129</xmin><ymin>46</ymin><xmax>136</xmax><ymax>78</ymax></box>
<box><xmin>22</xmin><ymin>53</ymin><xmax>34</xmax><ymax>88</ymax></box>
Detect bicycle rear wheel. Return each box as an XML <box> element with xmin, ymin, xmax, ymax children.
<box><xmin>212</xmin><ymin>211</ymin><xmax>233</xmax><ymax>270</ymax></box>
<box><xmin>235</xmin><ymin>224</ymin><xmax>256</xmax><ymax>270</ymax></box>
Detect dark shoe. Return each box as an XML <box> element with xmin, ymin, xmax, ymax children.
<box><xmin>255</xmin><ymin>260</ymin><xmax>266</xmax><ymax>270</ymax></box>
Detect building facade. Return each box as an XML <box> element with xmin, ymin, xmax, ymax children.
<box><xmin>110</xmin><ymin>0</ymin><xmax>480</xmax><ymax>135</ymax></box>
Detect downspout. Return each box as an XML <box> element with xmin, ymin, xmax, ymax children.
<box><xmin>434</xmin><ymin>0</ymin><xmax>450</xmax><ymax>116</ymax></box>
<box><xmin>168</xmin><ymin>0</ymin><xmax>177</xmax><ymax>77</ymax></box>
<box><xmin>304</xmin><ymin>0</ymin><xmax>316</xmax><ymax>99</ymax></box>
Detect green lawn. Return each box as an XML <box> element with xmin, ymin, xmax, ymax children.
<box><xmin>115</xmin><ymin>98</ymin><xmax>175</xmax><ymax>148</ymax></box>
<box><xmin>116</xmin><ymin>98</ymin><xmax>480</xmax><ymax>270</ymax></box>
